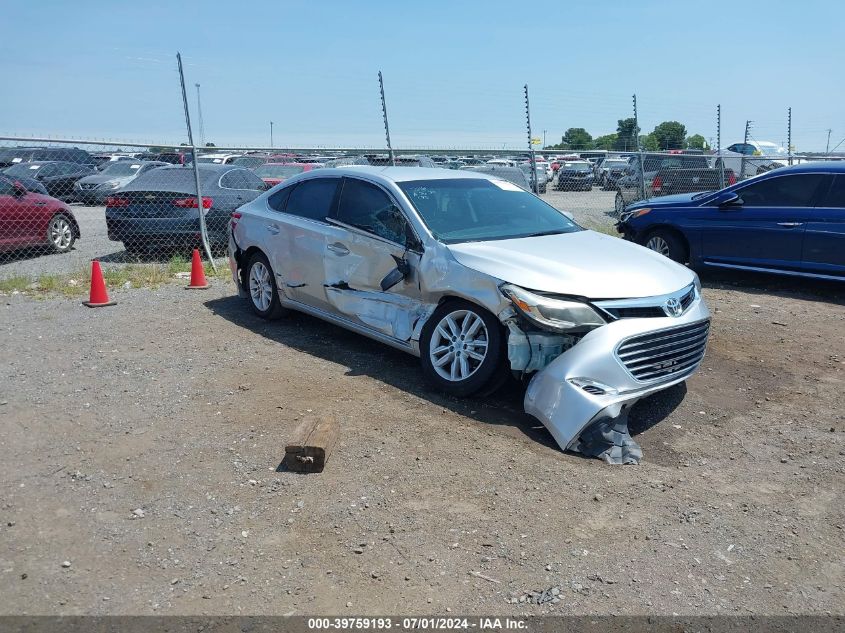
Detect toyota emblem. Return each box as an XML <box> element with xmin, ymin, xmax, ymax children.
<box><xmin>664</xmin><ymin>297</ymin><xmax>683</xmax><ymax>317</ymax></box>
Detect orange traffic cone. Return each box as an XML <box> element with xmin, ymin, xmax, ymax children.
<box><xmin>83</xmin><ymin>260</ymin><xmax>116</xmax><ymax>308</ymax></box>
<box><xmin>186</xmin><ymin>248</ymin><xmax>209</xmax><ymax>289</ymax></box>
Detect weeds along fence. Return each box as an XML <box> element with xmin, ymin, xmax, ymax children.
<box><xmin>1</xmin><ymin>136</ymin><xmax>843</xmax><ymax>288</ymax></box>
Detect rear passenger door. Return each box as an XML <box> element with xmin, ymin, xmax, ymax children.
<box><xmin>264</xmin><ymin>176</ymin><xmax>346</xmax><ymax>311</ymax></box>
<box><xmin>323</xmin><ymin>176</ymin><xmax>423</xmax><ymax>341</ymax></box>
<box><xmin>802</xmin><ymin>175</ymin><xmax>845</xmax><ymax>277</ymax></box>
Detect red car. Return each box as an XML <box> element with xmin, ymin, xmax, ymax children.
<box><xmin>253</xmin><ymin>162</ymin><xmax>322</xmax><ymax>187</ymax></box>
<box><xmin>0</xmin><ymin>175</ymin><xmax>80</xmax><ymax>254</ymax></box>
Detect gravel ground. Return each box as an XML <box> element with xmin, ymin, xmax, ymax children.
<box><xmin>0</xmin><ymin>184</ymin><xmax>618</xmax><ymax>280</ymax></box>
<box><xmin>0</xmin><ymin>271</ymin><xmax>843</xmax><ymax>616</ymax></box>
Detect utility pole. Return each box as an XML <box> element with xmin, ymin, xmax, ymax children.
<box><xmin>195</xmin><ymin>83</ymin><xmax>205</xmax><ymax>147</ymax></box>
<box><xmin>270</xmin><ymin>121</ymin><xmax>274</xmax><ymax>148</ymax></box>
<box><xmin>378</xmin><ymin>71</ymin><xmax>395</xmax><ymax>166</ymax></box>
<box><xmin>826</xmin><ymin>128</ymin><xmax>832</xmax><ymax>154</ymax></box>
<box><xmin>524</xmin><ymin>84</ymin><xmax>539</xmax><ymax>194</ymax></box>
<box><xmin>543</xmin><ymin>129</ymin><xmax>547</xmax><ymax>148</ymax></box>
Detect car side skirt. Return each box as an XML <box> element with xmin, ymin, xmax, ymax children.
<box><xmin>703</xmin><ymin>261</ymin><xmax>845</xmax><ymax>282</ymax></box>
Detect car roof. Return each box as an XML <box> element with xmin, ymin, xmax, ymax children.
<box><xmin>758</xmin><ymin>161</ymin><xmax>845</xmax><ymax>174</ymax></box>
<box><xmin>334</xmin><ymin>166</ymin><xmax>496</xmax><ymax>183</ymax></box>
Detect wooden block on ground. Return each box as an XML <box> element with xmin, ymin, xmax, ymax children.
<box><xmin>283</xmin><ymin>416</ymin><xmax>339</xmax><ymax>473</ymax></box>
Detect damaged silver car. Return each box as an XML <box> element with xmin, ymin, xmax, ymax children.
<box><xmin>228</xmin><ymin>167</ymin><xmax>710</xmax><ymax>463</ymax></box>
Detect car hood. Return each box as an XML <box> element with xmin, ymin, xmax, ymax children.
<box><xmin>446</xmin><ymin>230</ymin><xmax>694</xmax><ymax>299</ymax></box>
<box><xmin>627</xmin><ymin>192</ymin><xmax>704</xmax><ymax>209</ymax></box>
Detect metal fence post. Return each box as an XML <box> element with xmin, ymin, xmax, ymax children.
<box><xmin>787</xmin><ymin>107</ymin><xmax>793</xmax><ymax>166</ymax></box>
<box><xmin>524</xmin><ymin>85</ymin><xmax>538</xmax><ymax>194</ymax></box>
<box><xmin>378</xmin><ymin>71</ymin><xmax>395</xmax><ymax>167</ymax></box>
<box><xmin>717</xmin><ymin>104</ymin><xmax>725</xmax><ymax>189</ymax></box>
<box><xmin>177</xmin><ymin>53</ymin><xmax>215</xmax><ymax>270</ymax></box>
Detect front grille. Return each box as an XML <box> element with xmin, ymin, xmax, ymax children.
<box><xmin>679</xmin><ymin>286</ymin><xmax>695</xmax><ymax>311</ymax></box>
<box><xmin>616</xmin><ymin>320</ymin><xmax>710</xmax><ymax>383</ymax></box>
<box><xmin>602</xmin><ymin>306</ymin><xmax>666</xmax><ymax>319</ymax></box>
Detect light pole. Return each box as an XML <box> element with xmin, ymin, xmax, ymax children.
<box><xmin>270</xmin><ymin>121</ymin><xmax>274</xmax><ymax>148</ymax></box>
<box><xmin>195</xmin><ymin>83</ymin><xmax>205</xmax><ymax>147</ymax></box>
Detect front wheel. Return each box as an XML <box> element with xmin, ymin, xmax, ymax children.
<box><xmin>246</xmin><ymin>252</ymin><xmax>286</xmax><ymax>319</ymax></box>
<box><xmin>47</xmin><ymin>214</ymin><xmax>75</xmax><ymax>253</ymax></box>
<box><xmin>419</xmin><ymin>300</ymin><xmax>506</xmax><ymax>397</ymax></box>
<box><xmin>614</xmin><ymin>191</ymin><xmax>625</xmax><ymax>216</ymax></box>
<box><xmin>644</xmin><ymin>229</ymin><xmax>688</xmax><ymax>264</ymax></box>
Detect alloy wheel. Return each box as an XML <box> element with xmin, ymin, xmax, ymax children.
<box><xmin>249</xmin><ymin>261</ymin><xmax>273</xmax><ymax>312</ymax></box>
<box><xmin>646</xmin><ymin>235</ymin><xmax>671</xmax><ymax>257</ymax></box>
<box><xmin>429</xmin><ymin>310</ymin><xmax>489</xmax><ymax>382</ymax></box>
<box><xmin>49</xmin><ymin>216</ymin><xmax>73</xmax><ymax>251</ymax></box>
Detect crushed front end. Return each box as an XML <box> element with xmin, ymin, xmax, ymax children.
<box><xmin>506</xmin><ymin>281</ymin><xmax>710</xmax><ymax>464</ymax></box>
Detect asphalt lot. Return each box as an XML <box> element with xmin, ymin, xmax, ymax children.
<box><xmin>0</xmin><ymin>185</ymin><xmax>619</xmax><ymax>280</ymax></box>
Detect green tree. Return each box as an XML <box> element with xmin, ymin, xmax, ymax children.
<box><xmin>641</xmin><ymin>133</ymin><xmax>659</xmax><ymax>151</ymax></box>
<box><xmin>652</xmin><ymin>121</ymin><xmax>687</xmax><ymax>150</ymax></box>
<box><xmin>561</xmin><ymin>127</ymin><xmax>593</xmax><ymax>150</ymax></box>
<box><xmin>615</xmin><ymin>118</ymin><xmax>640</xmax><ymax>151</ymax></box>
<box><xmin>593</xmin><ymin>133</ymin><xmax>618</xmax><ymax>150</ymax></box>
<box><xmin>685</xmin><ymin>134</ymin><xmax>709</xmax><ymax>150</ymax></box>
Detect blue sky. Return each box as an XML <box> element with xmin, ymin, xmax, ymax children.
<box><xmin>1</xmin><ymin>1</ymin><xmax>842</xmax><ymax>151</ymax></box>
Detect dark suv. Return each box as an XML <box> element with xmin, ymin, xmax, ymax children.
<box><xmin>0</xmin><ymin>146</ymin><xmax>95</xmax><ymax>169</ymax></box>
<box><xmin>614</xmin><ymin>153</ymin><xmax>711</xmax><ymax>213</ymax></box>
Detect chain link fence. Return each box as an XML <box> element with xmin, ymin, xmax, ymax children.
<box><xmin>1</xmin><ymin>136</ymin><xmax>843</xmax><ymax>285</ymax></box>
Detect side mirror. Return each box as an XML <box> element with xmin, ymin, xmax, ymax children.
<box><xmin>713</xmin><ymin>191</ymin><xmax>742</xmax><ymax>208</ymax></box>
<box><xmin>12</xmin><ymin>182</ymin><xmax>27</xmax><ymax>197</ymax></box>
<box><xmin>380</xmin><ymin>255</ymin><xmax>411</xmax><ymax>291</ymax></box>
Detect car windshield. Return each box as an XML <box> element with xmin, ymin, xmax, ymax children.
<box><xmin>197</xmin><ymin>156</ymin><xmax>225</xmax><ymax>163</ymax></box>
<box><xmin>564</xmin><ymin>162</ymin><xmax>591</xmax><ymax>171</ymax></box>
<box><xmin>255</xmin><ymin>164</ymin><xmax>306</xmax><ymax>178</ymax></box>
<box><xmin>101</xmin><ymin>162</ymin><xmax>144</xmax><ymax>177</ymax></box>
<box><xmin>398</xmin><ymin>178</ymin><xmax>581</xmax><ymax>244</ymax></box>
<box><xmin>606</xmin><ymin>160</ymin><xmax>628</xmax><ymax>168</ymax></box>
<box><xmin>231</xmin><ymin>156</ymin><xmax>266</xmax><ymax>168</ymax></box>
<box><xmin>5</xmin><ymin>163</ymin><xmax>43</xmax><ymax>176</ymax></box>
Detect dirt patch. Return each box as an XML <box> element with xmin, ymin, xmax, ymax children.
<box><xmin>0</xmin><ymin>272</ymin><xmax>843</xmax><ymax>615</ymax></box>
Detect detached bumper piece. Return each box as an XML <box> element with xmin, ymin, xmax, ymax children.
<box><xmin>570</xmin><ymin>408</ymin><xmax>642</xmax><ymax>465</ymax></box>
<box><xmin>523</xmin><ymin>299</ymin><xmax>711</xmax><ymax>464</ymax></box>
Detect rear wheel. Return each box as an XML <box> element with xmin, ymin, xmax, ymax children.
<box><xmin>47</xmin><ymin>214</ymin><xmax>74</xmax><ymax>253</ymax></box>
<box><xmin>246</xmin><ymin>252</ymin><xmax>286</xmax><ymax>319</ymax></box>
<box><xmin>644</xmin><ymin>229</ymin><xmax>687</xmax><ymax>264</ymax></box>
<box><xmin>419</xmin><ymin>300</ymin><xmax>506</xmax><ymax>397</ymax></box>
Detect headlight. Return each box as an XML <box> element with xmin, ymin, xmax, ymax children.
<box><xmin>693</xmin><ymin>272</ymin><xmax>702</xmax><ymax>294</ymax></box>
<box><xmin>97</xmin><ymin>181</ymin><xmax>121</xmax><ymax>190</ymax></box>
<box><xmin>620</xmin><ymin>207</ymin><xmax>651</xmax><ymax>223</ymax></box>
<box><xmin>501</xmin><ymin>284</ymin><xmax>605</xmax><ymax>332</ymax></box>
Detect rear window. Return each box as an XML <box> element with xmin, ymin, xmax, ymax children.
<box><xmin>283</xmin><ymin>178</ymin><xmax>339</xmax><ymax>221</ymax></box>
<box><xmin>122</xmin><ymin>167</ymin><xmax>218</xmax><ymax>190</ymax></box>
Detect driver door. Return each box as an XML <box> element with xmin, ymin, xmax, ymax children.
<box><xmin>323</xmin><ymin>176</ymin><xmax>423</xmax><ymax>342</ymax></box>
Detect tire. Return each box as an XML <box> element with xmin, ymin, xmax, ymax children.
<box><xmin>246</xmin><ymin>251</ymin><xmax>286</xmax><ymax>319</ymax></box>
<box><xmin>614</xmin><ymin>191</ymin><xmax>625</xmax><ymax>216</ymax></box>
<box><xmin>419</xmin><ymin>299</ymin><xmax>506</xmax><ymax>398</ymax></box>
<box><xmin>47</xmin><ymin>214</ymin><xmax>75</xmax><ymax>253</ymax></box>
<box><xmin>644</xmin><ymin>229</ymin><xmax>688</xmax><ymax>264</ymax></box>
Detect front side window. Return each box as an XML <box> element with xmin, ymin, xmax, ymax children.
<box><xmin>336</xmin><ymin>178</ymin><xmax>407</xmax><ymax>245</ymax></box>
<box><xmin>284</xmin><ymin>178</ymin><xmax>338</xmax><ymax>221</ymax></box>
<box><xmin>398</xmin><ymin>178</ymin><xmax>581</xmax><ymax>244</ymax></box>
<box><xmin>737</xmin><ymin>174</ymin><xmax>824</xmax><ymax>207</ymax></box>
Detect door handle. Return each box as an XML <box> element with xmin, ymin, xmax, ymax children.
<box><xmin>327</xmin><ymin>242</ymin><xmax>350</xmax><ymax>256</ymax></box>
<box><xmin>266</xmin><ymin>224</ymin><xmax>280</xmax><ymax>234</ymax></box>
<box><xmin>776</xmin><ymin>222</ymin><xmax>804</xmax><ymax>227</ymax></box>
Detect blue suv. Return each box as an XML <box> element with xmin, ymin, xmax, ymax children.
<box><xmin>616</xmin><ymin>162</ymin><xmax>845</xmax><ymax>281</ymax></box>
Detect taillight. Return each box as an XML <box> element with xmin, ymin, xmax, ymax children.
<box><xmin>172</xmin><ymin>197</ymin><xmax>213</xmax><ymax>209</ymax></box>
<box><xmin>727</xmin><ymin>172</ymin><xmax>737</xmax><ymax>185</ymax></box>
<box><xmin>231</xmin><ymin>211</ymin><xmax>242</xmax><ymax>229</ymax></box>
<box><xmin>651</xmin><ymin>175</ymin><xmax>662</xmax><ymax>193</ymax></box>
<box><xmin>106</xmin><ymin>196</ymin><xmax>129</xmax><ymax>207</ymax></box>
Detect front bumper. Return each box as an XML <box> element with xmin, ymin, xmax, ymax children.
<box><xmin>523</xmin><ymin>296</ymin><xmax>710</xmax><ymax>452</ymax></box>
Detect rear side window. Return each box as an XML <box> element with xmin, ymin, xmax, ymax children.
<box><xmin>267</xmin><ymin>186</ymin><xmax>293</xmax><ymax>212</ymax></box>
<box><xmin>738</xmin><ymin>174</ymin><xmax>824</xmax><ymax>207</ymax></box>
<box><xmin>282</xmin><ymin>178</ymin><xmax>338</xmax><ymax>221</ymax></box>
<box><xmin>821</xmin><ymin>175</ymin><xmax>845</xmax><ymax>208</ymax></box>
<box><xmin>220</xmin><ymin>169</ymin><xmax>264</xmax><ymax>190</ymax></box>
